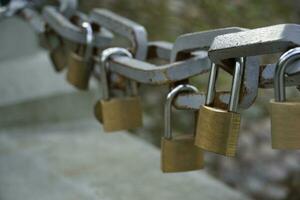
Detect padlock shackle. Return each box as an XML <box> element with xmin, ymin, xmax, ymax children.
<box><xmin>230</xmin><ymin>57</ymin><xmax>245</xmax><ymax>111</ymax></box>
<box><xmin>164</xmin><ymin>84</ymin><xmax>199</xmax><ymax>139</ymax></box>
<box><xmin>206</xmin><ymin>63</ymin><xmax>219</xmax><ymax>106</ymax></box>
<box><xmin>100</xmin><ymin>48</ymin><xmax>134</xmax><ymax>100</ymax></box>
<box><xmin>275</xmin><ymin>47</ymin><xmax>300</xmax><ymax>102</ymax></box>
<box><xmin>206</xmin><ymin>58</ymin><xmax>245</xmax><ymax>112</ymax></box>
<box><xmin>81</xmin><ymin>22</ymin><xmax>94</xmax><ymax>62</ymax></box>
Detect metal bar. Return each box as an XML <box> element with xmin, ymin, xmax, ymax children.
<box><xmin>173</xmin><ymin>60</ymin><xmax>300</xmax><ymax>110</ymax></box>
<box><xmin>42</xmin><ymin>6</ymin><xmax>113</xmax><ymax>48</ymax></box>
<box><xmin>259</xmin><ymin>61</ymin><xmax>300</xmax><ymax>88</ymax></box>
<box><xmin>106</xmin><ymin>55</ymin><xmax>210</xmax><ymax>85</ymax></box>
<box><xmin>173</xmin><ymin>92</ymin><xmax>231</xmax><ymax>110</ymax></box>
<box><xmin>209</xmin><ymin>24</ymin><xmax>300</xmax><ymax>71</ymax></box>
<box><xmin>147</xmin><ymin>41</ymin><xmax>172</xmax><ymax>60</ymax></box>
<box><xmin>171</xmin><ymin>27</ymin><xmax>247</xmax><ymax>62</ymax></box>
<box><xmin>171</xmin><ymin>27</ymin><xmax>260</xmax><ymax>109</ymax></box>
<box><xmin>90</xmin><ymin>9</ymin><xmax>148</xmax><ymax>60</ymax></box>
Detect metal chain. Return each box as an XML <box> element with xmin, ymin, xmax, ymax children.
<box><xmin>2</xmin><ymin>0</ymin><xmax>300</xmax><ymax>110</ymax></box>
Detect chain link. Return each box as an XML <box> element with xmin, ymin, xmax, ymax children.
<box><xmin>2</xmin><ymin>0</ymin><xmax>300</xmax><ymax>110</ymax></box>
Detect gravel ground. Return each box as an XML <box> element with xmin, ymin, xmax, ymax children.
<box><xmin>205</xmin><ymin>119</ymin><xmax>300</xmax><ymax>200</ymax></box>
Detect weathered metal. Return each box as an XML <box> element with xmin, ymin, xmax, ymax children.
<box><xmin>171</xmin><ymin>27</ymin><xmax>260</xmax><ymax>110</ymax></box>
<box><xmin>100</xmin><ymin>29</ymin><xmax>250</xmax><ymax>85</ymax></box>
<box><xmin>171</xmin><ymin>27</ymin><xmax>247</xmax><ymax>62</ymax></box>
<box><xmin>209</xmin><ymin>24</ymin><xmax>300</xmax><ymax>74</ymax></box>
<box><xmin>90</xmin><ymin>9</ymin><xmax>148</xmax><ymax>60</ymax></box>
<box><xmin>147</xmin><ymin>41</ymin><xmax>172</xmax><ymax>60</ymax></box>
<box><xmin>42</xmin><ymin>6</ymin><xmax>113</xmax><ymax>48</ymax></box>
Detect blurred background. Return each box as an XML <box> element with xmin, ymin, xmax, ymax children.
<box><xmin>1</xmin><ymin>0</ymin><xmax>300</xmax><ymax>200</ymax></box>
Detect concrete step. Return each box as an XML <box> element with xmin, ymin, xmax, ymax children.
<box><xmin>0</xmin><ymin>17</ymin><xmax>40</xmax><ymax>62</ymax></box>
<box><xmin>0</xmin><ymin>51</ymin><xmax>101</xmax><ymax>127</ymax></box>
<box><xmin>0</xmin><ymin>51</ymin><xmax>98</xmax><ymax>106</ymax></box>
<box><xmin>0</xmin><ymin>119</ymin><xmax>250</xmax><ymax>200</ymax></box>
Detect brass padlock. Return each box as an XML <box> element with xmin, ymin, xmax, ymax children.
<box><xmin>94</xmin><ymin>48</ymin><xmax>143</xmax><ymax>132</ymax></box>
<box><xmin>161</xmin><ymin>84</ymin><xmax>204</xmax><ymax>173</ymax></box>
<box><xmin>44</xmin><ymin>27</ymin><xmax>68</xmax><ymax>72</ymax></box>
<box><xmin>49</xmin><ymin>43</ymin><xmax>68</xmax><ymax>72</ymax></box>
<box><xmin>270</xmin><ymin>47</ymin><xmax>300</xmax><ymax>149</ymax></box>
<box><xmin>195</xmin><ymin>59</ymin><xmax>245</xmax><ymax>157</ymax></box>
<box><xmin>66</xmin><ymin>22</ymin><xmax>94</xmax><ymax>90</ymax></box>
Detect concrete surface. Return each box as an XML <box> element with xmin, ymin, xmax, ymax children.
<box><xmin>0</xmin><ymin>17</ymin><xmax>39</xmax><ymax>61</ymax></box>
<box><xmin>0</xmin><ymin>52</ymin><xmax>76</xmax><ymax>106</ymax></box>
<box><xmin>0</xmin><ymin>52</ymin><xmax>100</xmax><ymax>127</ymax></box>
<box><xmin>0</xmin><ymin>120</ymin><xmax>250</xmax><ymax>200</ymax></box>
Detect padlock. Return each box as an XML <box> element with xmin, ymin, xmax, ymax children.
<box><xmin>49</xmin><ymin>42</ymin><xmax>68</xmax><ymax>72</ymax></box>
<box><xmin>44</xmin><ymin>27</ymin><xmax>68</xmax><ymax>72</ymax></box>
<box><xmin>195</xmin><ymin>59</ymin><xmax>245</xmax><ymax>157</ymax></box>
<box><xmin>94</xmin><ymin>47</ymin><xmax>143</xmax><ymax>132</ymax></box>
<box><xmin>66</xmin><ymin>22</ymin><xmax>94</xmax><ymax>90</ymax></box>
<box><xmin>270</xmin><ymin>47</ymin><xmax>300</xmax><ymax>149</ymax></box>
<box><xmin>161</xmin><ymin>84</ymin><xmax>204</xmax><ymax>173</ymax></box>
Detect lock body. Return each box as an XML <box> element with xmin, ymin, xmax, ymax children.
<box><xmin>161</xmin><ymin>135</ymin><xmax>204</xmax><ymax>173</ymax></box>
<box><xmin>195</xmin><ymin>105</ymin><xmax>241</xmax><ymax>157</ymax></box>
<box><xmin>67</xmin><ymin>52</ymin><xmax>93</xmax><ymax>90</ymax></box>
<box><xmin>94</xmin><ymin>96</ymin><xmax>143</xmax><ymax>132</ymax></box>
<box><xmin>270</xmin><ymin>99</ymin><xmax>300</xmax><ymax>149</ymax></box>
<box><xmin>45</xmin><ymin>29</ymin><xmax>67</xmax><ymax>72</ymax></box>
<box><xmin>49</xmin><ymin>46</ymin><xmax>67</xmax><ymax>72</ymax></box>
